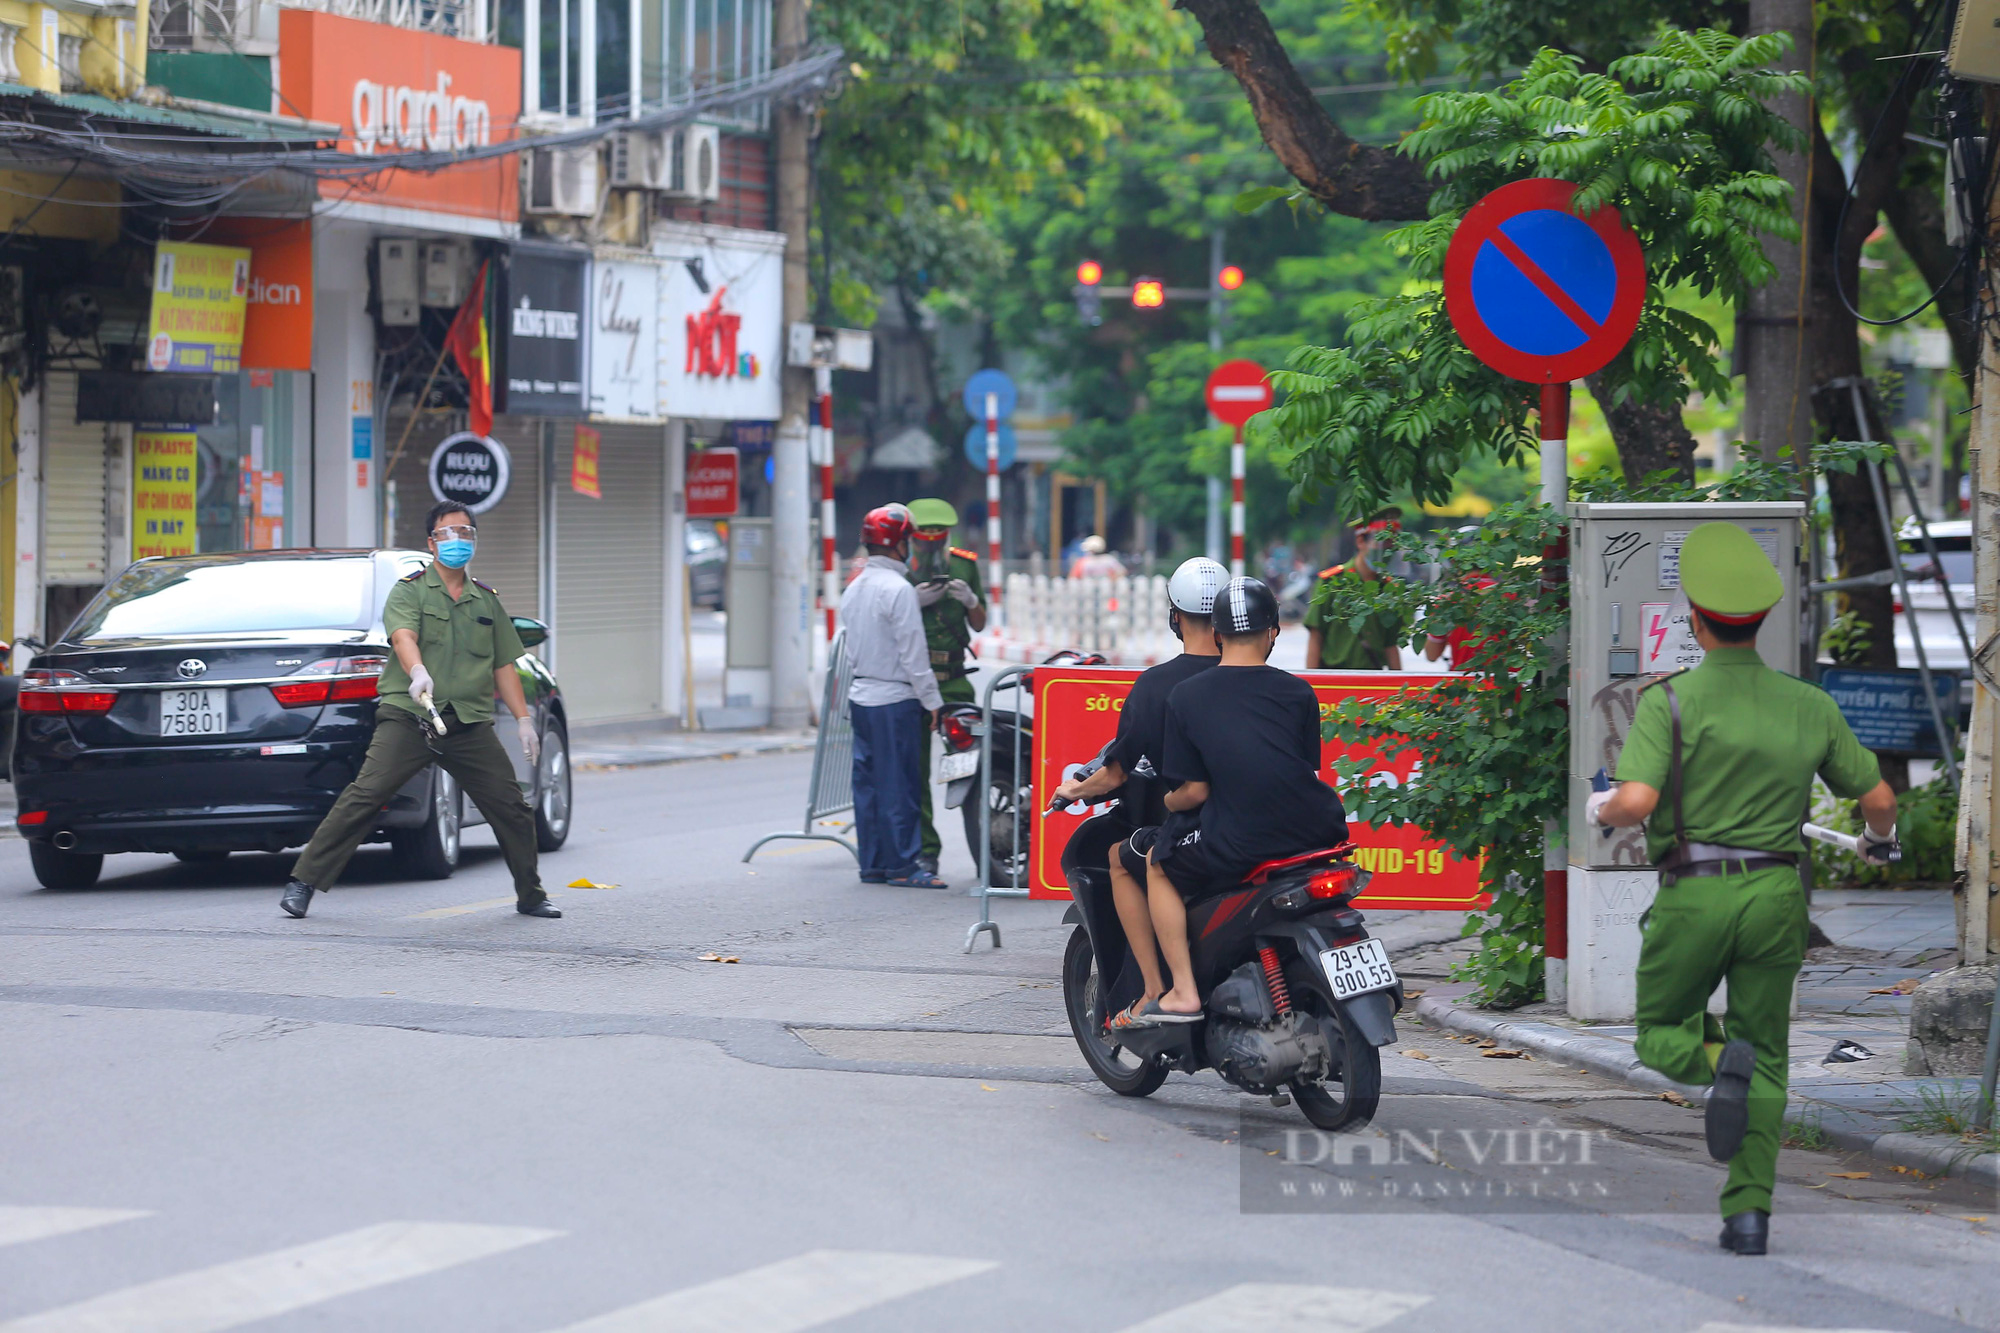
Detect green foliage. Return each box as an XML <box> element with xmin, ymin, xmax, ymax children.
<box><xmin>1818</xmin><ymin>611</ymin><xmax>1875</xmax><ymax>668</ymax></box>
<box><xmin>1315</xmin><ymin>501</ymin><xmax>1569</xmax><ymax>1007</ymax></box>
<box><xmin>1807</xmin><ymin>774</ymin><xmax>1958</xmax><ymax>886</ymax></box>
<box><xmin>1571</xmin><ymin>447</ymin><xmax>1807</xmax><ymax>504</ymax></box>
<box><xmin>1266</xmin><ymin>30</ymin><xmax>1809</xmax><ymax>522</ymax></box>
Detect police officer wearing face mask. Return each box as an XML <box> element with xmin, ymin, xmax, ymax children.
<box><xmin>904</xmin><ymin>498</ymin><xmax>985</xmax><ymax>876</ymax></box>
<box><xmin>279</xmin><ymin>501</ymin><xmax>559</xmax><ymax>920</ymax></box>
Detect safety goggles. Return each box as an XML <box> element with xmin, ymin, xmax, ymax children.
<box><xmin>432</xmin><ymin>525</ymin><xmax>478</xmax><ymax>541</ymax></box>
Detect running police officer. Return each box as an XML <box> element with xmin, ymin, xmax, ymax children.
<box><xmin>1591</xmin><ymin>522</ymin><xmax>1897</xmax><ymax>1255</ymax></box>
<box><xmin>905</xmin><ymin>497</ymin><xmax>985</xmax><ymax>876</ymax></box>
<box><xmin>279</xmin><ymin>501</ymin><xmax>560</xmax><ymax>920</ymax></box>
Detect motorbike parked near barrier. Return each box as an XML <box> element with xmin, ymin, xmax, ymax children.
<box><xmin>1057</xmin><ymin>768</ymin><xmax>1399</xmax><ymax>1131</ymax></box>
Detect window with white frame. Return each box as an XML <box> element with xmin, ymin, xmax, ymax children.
<box><xmin>518</xmin><ymin>0</ymin><xmax>768</xmax><ymax>126</ymax></box>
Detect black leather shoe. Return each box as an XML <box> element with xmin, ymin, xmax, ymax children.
<box><xmin>1705</xmin><ymin>1039</ymin><xmax>1756</xmax><ymax>1161</ymax></box>
<box><xmin>1718</xmin><ymin>1210</ymin><xmax>1769</xmax><ymax>1255</ymax></box>
<box><xmin>280</xmin><ymin>880</ymin><xmax>314</xmax><ymax>919</ymax></box>
<box><xmin>517</xmin><ymin>900</ymin><xmax>562</xmax><ymax>918</ymax></box>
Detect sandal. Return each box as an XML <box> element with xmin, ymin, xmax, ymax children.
<box><xmin>888</xmin><ymin>869</ymin><xmax>951</xmax><ymax>889</ymax></box>
<box><xmin>1135</xmin><ymin>1000</ymin><xmax>1202</xmax><ymax>1025</ymax></box>
<box><xmin>1106</xmin><ymin>1000</ymin><xmax>1157</xmax><ymax>1032</ymax></box>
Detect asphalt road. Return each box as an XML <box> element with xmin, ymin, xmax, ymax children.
<box><xmin>2</xmin><ymin>749</ymin><xmax>1996</xmax><ymax>1332</ymax></box>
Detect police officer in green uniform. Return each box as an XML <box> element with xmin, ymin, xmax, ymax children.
<box><xmin>1591</xmin><ymin>522</ymin><xmax>1898</xmax><ymax>1255</ymax></box>
<box><xmin>905</xmin><ymin>498</ymin><xmax>986</xmax><ymax>875</ymax></box>
<box><xmin>279</xmin><ymin>500</ymin><xmax>561</xmax><ymax>920</ymax></box>
<box><xmin>1303</xmin><ymin>517</ymin><xmax>1404</xmax><ymax>670</ymax></box>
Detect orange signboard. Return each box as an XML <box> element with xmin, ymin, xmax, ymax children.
<box><xmin>278</xmin><ymin>8</ymin><xmax>520</xmax><ymax>222</ymax></box>
<box><xmin>202</xmin><ymin>218</ymin><xmax>313</xmax><ymax>371</ymax></box>
<box><xmin>1029</xmin><ymin>665</ymin><xmax>1487</xmax><ymax>910</ymax></box>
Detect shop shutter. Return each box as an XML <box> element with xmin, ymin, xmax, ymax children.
<box><xmin>384</xmin><ymin>412</ymin><xmax>541</xmax><ymax>622</ymax></box>
<box><xmin>42</xmin><ymin>372</ymin><xmax>108</xmax><ymax>585</ymax></box>
<box><xmin>554</xmin><ymin>421</ymin><xmax>664</xmax><ymax>722</ymax></box>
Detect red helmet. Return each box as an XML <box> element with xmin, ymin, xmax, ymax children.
<box><xmin>861</xmin><ymin>503</ymin><xmax>915</xmax><ymax>547</ymax></box>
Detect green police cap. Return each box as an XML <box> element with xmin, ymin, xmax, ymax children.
<box><xmin>906</xmin><ymin>498</ymin><xmax>959</xmax><ymax>529</ymax></box>
<box><xmin>1679</xmin><ymin>521</ymin><xmax>1783</xmax><ymax>619</ymax></box>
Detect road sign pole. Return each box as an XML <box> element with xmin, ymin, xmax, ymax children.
<box><xmin>1540</xmin><ymin>379</ymin><xmax>1571</xmax><ymax>1004</ymax></box>
<box><xmin>985</xmin><ymin>391</ymin><xmax>1003</xmax><ymax>627</ymax></box>
<box><xmin>1230</xmin><ymin>424</ymin><xmax>1246</xmax><ymax>577</ymax></box>
<box><xmin>816</xmin><ymin>367</ymin><xmax>837</xmax><ymax>643</ymax></box>
<box><xmin>1539</xmin><ymin>381</ymin><xmax>1570</xmax><ymax>508</ymax></box>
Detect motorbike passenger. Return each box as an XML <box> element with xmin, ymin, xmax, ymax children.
<box><xmin>1141</xmin><ymin>576</ymin><xmax>1350</xmax><ymax>1022</ymax></box>
<box><xmin>1051</xmin><ymin>556</ymin><xmax>1229</xmax><ymax>1027</ymax></box>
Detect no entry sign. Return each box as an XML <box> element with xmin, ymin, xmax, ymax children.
<box><xmin>1443</xmin><ymin>178</ymin><xmax>1645</xmax><ymax>383</ymax></box>
<box><xmin>1204</xmin><ymin>359</ymin><xmax>1273</xmax><ymax>428</ymax></box>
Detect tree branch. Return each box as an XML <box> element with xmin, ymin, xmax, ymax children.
<box><xmin>1176</xmin><ymin>0</ymin><xmax>1432</xmax><ymax>222</ymax></box>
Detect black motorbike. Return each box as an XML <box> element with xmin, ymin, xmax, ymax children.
<box><xmin>1057</xmin><ymin>789</ymin><xmax>1399</xmax><ymax>1131</ymax></box>
<box><xmin>937</xmin><ymin>651</ymin><xmax>1105</xmax><ymax>888</ymax></box>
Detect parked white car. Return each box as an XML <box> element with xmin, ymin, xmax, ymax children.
<box><xmin>1891</xmin><ymin>517</ymin><xmax>1973</xmax><ymax>676</ymax></box>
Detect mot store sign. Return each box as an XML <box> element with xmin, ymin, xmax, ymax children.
<box><xmin>503</xmin><ymin>244</ymin><xmax>587</xmax><ymax>417</ymax></box>
<box><xmin>428</xmin><ymin>432</ymin><xmax>512</xmax><ymax>514</ymax></box>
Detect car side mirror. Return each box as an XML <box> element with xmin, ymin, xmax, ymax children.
<box><xmin>512</xmin><ymin>617</ymin><xmax>549</xmax><ymax>649</ymax></box>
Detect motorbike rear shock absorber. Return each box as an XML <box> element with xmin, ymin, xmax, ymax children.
<box><xmin>1259</xmin><ymin>945</ymin><xmax>1292</xmax><ymax>1017</ymax></box>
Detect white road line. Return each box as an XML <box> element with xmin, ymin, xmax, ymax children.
<box><xmin>1694</xmin><ymin>1325</ymin><xmax>1913</xmax><ymax>1333</ymax></box>
<box><xmin>405</xmin><ymin>896</ymin><xmax>518</xmax><ymax>919</ymax></box>
<box><xmin>551</xmin><ymin>1250</ymin><xmax>997</xmax><ymax>1332</ymax></box>
<box><xmin>0</xmin><ymin>1220</ymin><xmax>560</xmax><ymax>1333</ymax></box>
<box><xmin>1117</xmin><ymin>1285</ymin><xmax>1432</xmax><ymax>1333</ymax></box>
<box><xmin>0</xmin><ymin>1209</ymin><xmax>150</xmax><ymax>1249</ymax></box>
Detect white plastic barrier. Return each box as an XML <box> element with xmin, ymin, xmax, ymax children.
<box><xmin>977</xmin><ymin>574</ymin><xmax>1173</xmax><ymax>665</ymax></box>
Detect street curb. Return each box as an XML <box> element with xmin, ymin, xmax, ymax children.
<box><xmin>1413</xmin><ymin>994</ymin><xmax>2000</xmax><ymax>1190</ymax></box>
<box><xmin>574</xmin><ymin>738</ymin><xmax>818</xmax><ymax>770</ymax></box>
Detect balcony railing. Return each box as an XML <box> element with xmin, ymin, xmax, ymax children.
<box><xmin>150</xmin><ymin>0</ymin><xmax>488</xmax><ymax>53</ymax></box>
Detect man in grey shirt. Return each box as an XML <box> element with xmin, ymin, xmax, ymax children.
<box><xmin>841</xmin><ymin>504</ymin><xmax>946</xmax><ymax>887</ymax></box>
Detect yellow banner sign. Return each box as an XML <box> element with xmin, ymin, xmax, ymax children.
<box><xmin>133</xmin><ymin>431</ymin><xmax>198</xmax><ymax>557</ymax></box>
<box><xmin>148</xmin><ymin>242</ymin><xmax>251</xmax><ymax>374</ymax></box>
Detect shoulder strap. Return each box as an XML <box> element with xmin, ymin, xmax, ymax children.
<box><xmin>399</xmin><ymin>567</ymin><xmax>425</xmax><ymax>582</ymax></box>
<box><xmin>1661</xmin><ymin>679</ymin><xmax>1690</xmax><ymax>863</ymax></box>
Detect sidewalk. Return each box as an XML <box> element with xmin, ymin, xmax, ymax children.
<box><xmin>571</xmin><ymin>727</ymin><xmax>818</xmax><ymax>769</ymax></box>
<box><xmin>1402</xmin><ymin>887</ymin><xmax>2000</xmax><ymax>1188</ymax></box>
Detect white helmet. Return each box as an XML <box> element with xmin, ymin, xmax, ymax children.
<box><xmin>1169</xmin><ymin>557</ymin><xmax>1230</xmax><ymax>615</ymax></box>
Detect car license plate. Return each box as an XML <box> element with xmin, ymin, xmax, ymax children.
<box><xmin>937</xmin><ymin>750</ymin><xmax>979</xmax><ymax>782</ymax></box>
<box><xmin>159</xmin><ymin>688</ymin><xmax>227</xmax><ymax>737</ymax></box>
<box><xmin>1320</xmin><ymin>938</ymin><xmax>1397</xmax><ymax>1000</ymax></box>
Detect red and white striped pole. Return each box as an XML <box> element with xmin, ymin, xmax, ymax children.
<box><xmin>816</xmin><ymin>367</ymin><xmax>837</xmax><ymax>642</ymax></box>
<box><xmin>985</xmin><ymin>391</ymin><xmax>1003</xmax><ymax>628</ymax></box>
<box><xmin>1540</xmin><ymin>379</ymin><xmax>1571</xmax><ymax>1007</ymax></box>
<box><xmin>1229</xmin><ymin>424</ymin><xmax>1246</xmax><ymax>578</ymax></box>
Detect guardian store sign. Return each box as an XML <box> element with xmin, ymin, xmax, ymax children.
<box><xmin>502</xmin><ymin>245</ymin><xmax>587</xmax><ymax>417</ymax></box>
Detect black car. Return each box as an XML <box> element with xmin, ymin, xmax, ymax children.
<box><xmin>13</xmin><ymin>549</ymin><xmax>573</xmax><ymax>890</ymax></box>
<box><xmin>687</xmin><ymin>518</ymin><xmax>726</xmax><ymax>609</ymax></box>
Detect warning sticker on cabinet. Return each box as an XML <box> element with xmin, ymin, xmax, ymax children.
<box><xmin>1641</xmin><ymin>601</ymin><xmax>1703</xmax><ymax>673</ymax></box>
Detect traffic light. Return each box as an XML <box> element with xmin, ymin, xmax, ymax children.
<box><xmin>1217</xmin><ymin>265</ymin><xmax>1244</xmax><ymax>291</ymax></box>
<box><xmin>1076</xmin><ymin>259</ymin><xmax>1103</xmax><ymax>287</ymax></box>
<box><xmin>1131</xmin><ymin>277</ymin><xmax>1166</xmax><ymax>309</ymax></box>
<box><xmin>1074</xmin><ymin>259</ymin><xmax>1103</xmax><ymax>327</ymax></box>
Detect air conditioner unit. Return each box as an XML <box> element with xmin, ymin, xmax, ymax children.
<box><xmin>420</xmin><ymin>240</ymin><xmax>472</xmax><ymax>308</ymax></box>
<box><xmin>376</xmin><ymin>237</ymin><xmax>420</xmax><ymax>326</ymax></box>
<box><xmin>526</xmin><ymin>145</ymin><xmax>601</xmax><ymax>217</ymax></box>
<box><xmin>608</xmin><ymin>130</ymin><xmax>671</xmax><ymax>190</ymax></box>
<box><xmin>663</xmin><ymin>124</ymin><xmax>721</xmax><ymax>203</ymax></box>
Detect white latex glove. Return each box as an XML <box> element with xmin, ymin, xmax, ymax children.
<box><xmin>1585</xmin><ymin>789</ymin><xmax>1615</xmax><ymax>828</ymax></box>
<box><xmin>406</xmin><ymin>663</ymin><xmax>434</xmax><ymax>701</ymax></box>
<box><xmin>518</xmin><ymin>716</ymin><xmax>541</xmax><ymax>769</ymax></box>
<box><xmin>946</xmin><ymin>578</ymin><xmax>979</xmax><ymax>609</ymax></box>
<box><xmin>914</xmin><ymin>580</ymin><xmax>948</xmax><ymax>607</ymax></box>
<box><xmin>1859</xmin><ymin>822</ymin><xmax>1899</xmax><ymax>866</ymax></box>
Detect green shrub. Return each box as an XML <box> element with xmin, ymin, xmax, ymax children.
<box><xmin>1807</xmin><ymin>774</ymin><xmax>1957</xmax><ymax>886</ymax></box>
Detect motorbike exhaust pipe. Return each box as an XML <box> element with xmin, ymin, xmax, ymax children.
<box><xmin>52</xmin><ymin>830</ymin><xmax>77</xmax><ymax>850</ymax></box>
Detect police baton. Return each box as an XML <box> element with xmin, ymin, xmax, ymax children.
<box><xmin>415</xmin><ymin>689</ymin><xmax>448</xmax><ymax>739</ymax></box>
<box><xmin>1802</xmin><ymin>822</ymin><xmax>1901</xmax><ymax>864</ymax></box>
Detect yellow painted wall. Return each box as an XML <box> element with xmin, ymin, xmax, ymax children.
<box><xmin>0</xmin><ymin>1</ymin><xmax>144</xmax><ymax>95</ymax></box>
<box><xmin>0</xmin><ymin>169</ymin><xmax>119</xmax><ymax>244</ymax></box>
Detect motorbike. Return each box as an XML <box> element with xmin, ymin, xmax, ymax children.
<box><xmin>935</xmin><ymin>650</ymin><xmax>1105</xmax><ymax>888</ymax></box>
<box><xmin>1056</xmin><ymin>761</ymin><xmax>1400</xmax><ymax>1131</ymax></box>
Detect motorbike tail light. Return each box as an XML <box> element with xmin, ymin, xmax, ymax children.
<box><xmin>21</xmin><ymin>669</ymin><xmax>116</xmax><ymax>713</ymax></box>
<box><xmin>1307</xmin><ymin>864</ymin><xmax>1370</xmax><ymax>900</ymax></box>
<box><xmin>940</xmin><ymin>714</ymin><xmax>977</xmax><ymax>749</ymax></box>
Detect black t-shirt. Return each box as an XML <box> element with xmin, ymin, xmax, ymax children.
<box><xmin>1160</xmin><ymin>664</ymin><xmax>1349</xmax><ymax>882</ymax></box>
<box><xmin>1102</xmin><ymin>652</ymin><xmax>1220</xmax><ymax>828</ymax></box>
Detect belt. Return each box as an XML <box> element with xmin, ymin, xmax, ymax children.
<box><xmin>1658</xmin><ymin>842</ymin><xmax>1797</xmax><ymax>884</ymax></box>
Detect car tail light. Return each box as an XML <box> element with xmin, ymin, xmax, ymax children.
<box><xmin>271</xmin><ymin>656</ymin><xmax>387</xmax><ymax>709</ymax></box>
<box><xmin>16</xmin><ymin>810</ymin><xmax>45</xmax><ymax>826</ymax></box>
<box><xmin>1307</xmin><ymin>863</ymin><xmax>1369</xmax><ymax>900</ymax></box>
<box><xmin>20</xmin><ymin>669</ymin><xmax>117</xmax><ymax>714</ymax></box>
<box><xmin>940</xmin><ymin>713</ymin><xmax>978</xmax><ymax>749</ymax></box>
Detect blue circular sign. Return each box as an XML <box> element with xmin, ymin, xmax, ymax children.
<box><xmin>961</xmin><ymin>368</ymin><xmax>1018</xmax><ymax>421</ymax></box>
<box><xmin>964</xmin><ymin>421</ymin><xmax>1018</xmax><ymax>470</ymax></box>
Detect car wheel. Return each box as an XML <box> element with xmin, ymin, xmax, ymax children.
<box><xmin>535</xmin><ymin>722</ymin><xmax>571</xmax><ymax>851</ymax></box>
<box><xmin>173</xmin><ymin>849</ymin><xmax>230</xmax><ymax>864</ymax></box>
<box><xmin>29</xmin><ymin>840</ymin><xmax>102</xmax><ymax>889</ymax></box>
<box><xmin>391</xmin><ymin>768</ymin><xmax>461</xmax><ymax>879</ymax></box>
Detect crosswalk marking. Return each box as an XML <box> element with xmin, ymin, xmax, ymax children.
<box><xmin>0</xmin><ymin>1208</ymin><xmax>150</xmax><ymax>1250</ymax></box>
<box><xmin>0</xmin><ymin>1221</ymin><xmax>560</xmax><ymax>1333</ymax></box>
<box><xmin>551</xmin><ymin>1250</ymin><xmax>997</xmax><ymax>1332</ymax></box>
<box><xmin>1116</xmin><ymin>1285</ymin><xmax>1432</xmax><ymax>1333</ymax></box>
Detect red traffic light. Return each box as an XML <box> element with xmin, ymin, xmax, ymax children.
<box><xmin>1218</xmin><ymin>265</ymin><xmax>1244</xmax><ymax>291</ymax></box>
<box><xmin>1076</xmin><ymin>259</ymin><xmax>1103</xmax><ymax>287</ymax></box>
<box><xmin>1131</xmin><ymin>278</ymin><xmax>1166</xmax><ymax>309</ymax></box>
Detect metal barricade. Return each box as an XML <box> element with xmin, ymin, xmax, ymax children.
<box><xmin>965</xmin><ymin>662</ymin><xmax>1033</xmax><ymax>952</ymax></box>
<box><xmin>743</xmin><ymin>630</ymin><xmax>859</xmax><ymax>863</ymax></box>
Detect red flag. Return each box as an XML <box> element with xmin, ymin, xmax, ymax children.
<box><xmin>445</xmin><ymin>260</ymin><xmax>493</xmax><ymax>437</ymax></box>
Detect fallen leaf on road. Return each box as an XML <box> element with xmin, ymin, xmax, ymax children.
<box><xmin>1400</xmin><ymin>1049</ymin><xmax>1431</xmax><ymax>1060</ymax></box>
<box><xmin>980</xmin><ymin>1084</ymin><xmax>997</xmax><ymax>1091</ymax></box>
<box><xmin>1092</xmin><ymin>1133</ymin><xmax>1109</xmax><ymax>1141</ymax></box>
<box><xmin>1961</xmin><ymin>1216</ymin><xmax>1988</xmax><ymax>1223</ymax></box>
<box><xmin>1481</xmin><ymin>1049</ymin><xmax>1523</xmax><ymax>1059</ymax></box>
<box><xmin>1826</xmin><ymin>1171</ymin><xmax>1871</xmax><ymax>1180</ymax></box>
<box><xmin>1660</xmin><ymin>1091</ymin><xmax>1695</xmax><ymax>1108</ymax></box>
<box><xmin>566</xmin><ymin>878</ymin><xmax>619</xmax><ymax>889</ymax></box>
<box><xmin>697</xmin><ymin>953</ymin><xmax>741</xmax><ymax>964</ymax></box>
<box><xmin>1477</xmin><ymin>1038</ymin><xmax>1499</xmax><ymax>1049</ymax></box>
<box><xmin>1867</xmin><ymin>977</ymin><xmax>1922</xmax><ymax>995</ymax></box>
<box><xmin>1403</xmin><ymin>989</ymin><xmax>1425</xmax><ymax>999</ymax></box>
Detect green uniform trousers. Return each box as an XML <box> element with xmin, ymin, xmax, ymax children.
<box><xmin>917</xmin><ymin>674</ymin><xmax>977</xmax><ymax>859</ymax></box>
<box><xmin>292</xmin><ymin>707</ymin><xmax>547</xmax><ymax>907</ymax></box>
<box><xmin>1633</xmin><ymin>864</ymin><xmax>1806</xmax><ymax>1217</ymax></box>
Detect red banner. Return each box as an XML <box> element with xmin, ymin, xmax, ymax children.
<box><xmin>1028</xmin><ymin>665</ymin><xmax>1487</xmax><ymax>910</ymax></box>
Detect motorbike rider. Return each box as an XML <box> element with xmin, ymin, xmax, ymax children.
<box><xmin>1052</xmin><ymin>556</ymin><xmax>1228</xmax><ymax>1026</ymax></box>
<box><xmin>1140</xmin><ymin>576</ymin><xmax>1349</xmax><ymax>1022</ymax></box>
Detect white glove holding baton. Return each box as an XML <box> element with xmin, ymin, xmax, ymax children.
<box><xmin>518</xmin><ymin>716</ymin><xmax>541</xmax><ymax>769</ymax></box>
<box><xmin>1802</xmin><ymin>821</ymin><xmax>1901</xmax><ymax>866</ymax></box>
<box><xmin>407</xmin><ymin>663</ymin><xmax>434</xmax><ymax>701</ymax></box>
<box><xmin>945</xmin><ymin>578</ymin><xmax>979</xmax><ymax>609</ymax></box>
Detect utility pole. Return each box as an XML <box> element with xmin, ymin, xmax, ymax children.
<box><xmin>1205</xmin><ymin>228</ymin><xmax>1225</xmax><ymax>563</ymax></box>
<box><xmin>1739</xmin><ymin>0</ymin><xmax>1813</xmax><ymax>466</ymax></box>
<box><xmin>769</xmin><ymin>0</ymin><xmax>813</xmax><ymax>728</ymax></box>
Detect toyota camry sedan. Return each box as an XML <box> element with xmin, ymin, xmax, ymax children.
<box><xmin>13</xmin><ymin>549</ymin><xmax>572</xmax><ymax>890</ymax></box>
